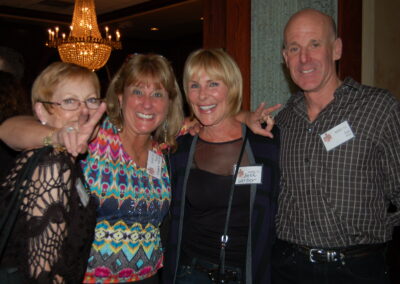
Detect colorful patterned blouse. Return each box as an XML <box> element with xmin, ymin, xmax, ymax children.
<box><xmin>81</xmin><ymin>117</ymin><xmax>171</xmax><ymax>283</ymax></box>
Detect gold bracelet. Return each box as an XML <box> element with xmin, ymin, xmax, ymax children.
<box><xmin>43</xmin><ymin>129</ymin><xmax>66</xmax><ymax>152</ymax></box>
<box><xmin>43</xmin><ymin>129</ymin><xmax>56</xmax><ymax>147</ymax></box>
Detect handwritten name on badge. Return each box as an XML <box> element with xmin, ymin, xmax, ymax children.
<box><xmin>147</xmin><ymin>150</ymin><xmax>163</xmax><ymax>179</ymax></box>
<box><xmin>320</xmin><ymin>121</ymin><xmax>355</xmax><ymax>151</ymax></box>
<box><xmin>235</xmin><ymin>165</ymin><xmax>263</xmax><ymax>185</ymax></box>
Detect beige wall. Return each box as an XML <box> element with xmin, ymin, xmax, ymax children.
<box><xmin>362</xmin><ymin>0</ymin><xmax>400</xmax><ymax>99</ymax></box>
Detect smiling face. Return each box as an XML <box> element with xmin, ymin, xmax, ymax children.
<box><xmin>36</xmin><ymin>76</ymin><xmax>99</xmax><ymax>128</ymax></box>
<box><xmin>118</xmin><ymin>78</ymin><xmax>169</xmax><ymax>136</ymax></box>
<box><xmin>282</xmin><ymin>9</ymin><xmax>342</xmax><ymax>96</ymax></box>
<box><xmin>187</xmin><ymin>69</ymin><xmax>230</xmax><ymax>128</ymax></box>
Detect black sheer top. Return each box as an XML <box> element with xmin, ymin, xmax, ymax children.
<box><xmin>182</xmin><ymin>137</ymin><xmax>250</xmax><ymax>267</ymax></box>
<box><xmin>0</xmin><ymin>147</ymin><xmax>96</xmax><ymax>284</ymax></box>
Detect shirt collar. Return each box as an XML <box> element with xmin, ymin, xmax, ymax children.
<box><xmin>286</xmin><ymin>77</ymin><xmax>361</xmax><ymax>108</ymax></box>
<box><xmin>334</xmin><ymin>77</ymin><xmax>360</xmax><ymax>98</ymax></box>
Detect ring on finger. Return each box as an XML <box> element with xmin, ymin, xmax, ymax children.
<box><xmin>66</xmin><ymin>126</ymin><xmax>75</xmax><ymax>132</ymax></box>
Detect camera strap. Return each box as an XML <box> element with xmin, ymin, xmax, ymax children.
<box><xmin>218</xmin><ymin>131</ymin><xmax>248</xmax><ymax>279</ymax></box>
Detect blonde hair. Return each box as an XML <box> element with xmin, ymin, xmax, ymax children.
<box><xmin>31</xmin><ymin>62</ymin><xmax>100</xmax><ymax>113</ymax></box>
<box><xmin>183</xmin><ymin>48</ymin><xmax>243</xmax><ymax>117</ymax></box>
<box><xmin>106</xmin><ymin>53</ymin><xmax>184</xmax><ymax>151</ymax></box>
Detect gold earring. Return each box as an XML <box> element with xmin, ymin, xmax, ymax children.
<box><xmin>163</xmin><ymin>121</ymin><xmax>168</xmax><ymax>143</ymax></box>
<box><xmin>118</xmin><ymin>105</ymin><xmax>124</xmax><ymax>132</ymax></box>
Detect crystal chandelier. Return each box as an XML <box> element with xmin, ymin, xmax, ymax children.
<box><xmin>46</xmin><ymin>0</ymin><xmax>122</xmax><ymax>70</ymax></box>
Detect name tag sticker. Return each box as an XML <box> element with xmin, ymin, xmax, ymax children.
<box><xmin>235</xmin><ymin>165</ymin><xmax>263</xmax><ymax>185</ymax></box>
<box><xmin>320</xmin><ymin>121</ymin><xmax>355</xmax><ymax>151</ymax></box>
<box><xmin>147</xmin><ymin>150</ymin><xmax>163</xmax><ymax>179</ymax></box>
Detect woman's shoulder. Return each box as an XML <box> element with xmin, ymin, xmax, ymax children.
<box><xmin>98</xmin><ymin>116</ymin><xmax>120</xmax><ymax>135</ymax></box>
<box><xmin>89</xmin><ymin>116</ymin><xmax>120</xmax><ymax>148</ymax></box>
<box><xmin>168</xmin><ymin>134</ymin><xmax>195</xmax><ymax>163</ymax></box>
<box><xmin>176</xmin><ymin>133</ymin><xmax>195</xmax><ymax>148</ymax></box>
<box><xmin>0</xmin><ymin>147</ymin><xmax>76</xmax><ymax>202</ymax></box>
<box><xmin>13</xmin><ymin>147</ymin><xmax>71</xmax><ymax>167</ymax></box>
<box><xmin>246</xmin><ymin>126</ymin><xmax>280</xmax><ymax>160</ymax></box>
<box><xmin>8</xmin><ymin>148</ymin><xmax>77</xmax><ymax>187</ymax></box>
<box><xmin>246</xmin><ymin>125</ymin><xmax>279</xmax><ymax>144</ymax></box>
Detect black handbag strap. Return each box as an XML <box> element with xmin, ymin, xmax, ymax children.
<box><xmin>218</xmin><ymin>131</ymin><xmax>248</xmax><ymax>279</ymax></box>
<box><xmin>0</xmin><ymin>147</ymin><xmax>48</xmax><ymax>259</ymax></box>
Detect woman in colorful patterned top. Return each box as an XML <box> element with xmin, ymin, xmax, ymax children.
<box><xmin>81</xmin><ymin>54</ymin><xmax>183</xmax><ymax>283</ymax></box>
<box><xmin>0</xmin><ymin>54</ymin><xmax>184</xmax><ymax>284</ymax></box>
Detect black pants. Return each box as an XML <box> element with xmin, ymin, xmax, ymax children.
<box><xmin>271</xmin><ymin>239</ymin><xmax>390</xmax><ymax>284</ymax></box>
<box><xmin>176</xmin><ymin>256</ymin><xmax>243</xmax><ymax>284</ymax></box>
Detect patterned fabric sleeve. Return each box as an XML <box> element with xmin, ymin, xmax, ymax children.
<box><xmin>178</xmin><ymin>120</ymin><xmax>191</xmax><ymax>136</ymax></box>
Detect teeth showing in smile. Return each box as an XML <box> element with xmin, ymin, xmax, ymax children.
<box><xmin>302</xmin><ymin>69</ymin><xmax>314</xmax><ymax>74</ymax></box>
<box><xmin>137</xmin><ymin>112</ymin><xmax>154</xmax><ymax>119</ymax></box>
<box><xmin>199</xmin><ymin>104</ymin><xmax>216</xmax><ymax>111</ymax></box>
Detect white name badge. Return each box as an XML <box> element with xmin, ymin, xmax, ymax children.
<box><xmin>320</xmin><ymin>121</ymin><xmax>355</xmax><ymax>151</ymax></box>
<box><xmin>75</xmin><ymin>178</ymin><xmax>89</xmax><ymax>207</ymax></box>
<box><xmin>235</xmin><ymin>165</ymin><xmax>263</xmax><ymax>185</ymax></box>
<box><xmin>147</xmin><ymin>150</ymin><xmax>163</xmax><ymax>179</ymax></box>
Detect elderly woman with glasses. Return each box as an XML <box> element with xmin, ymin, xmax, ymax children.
<box><xmin>1</xmin><ymin>54</ymin><xmax>184</xmax><ymax>284</ymax></box>
<box><xmin>0</xmin><ymin>62</ymin><xmax>105</xmax><ymax>283</ymax></box>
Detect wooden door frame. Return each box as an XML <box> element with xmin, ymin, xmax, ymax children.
<box><xmin>202</xmin><ymin>0</ymin><xmax>362</xmax><ymax>110</ymax></box>
<box><xmin>203</xmin><ymin>0</ymin><xmax>251</xmax><ymax>110</ymax></box>
<box><xmin>337</xmin><ymin>0</ymin><xmax>362</xmax><ymax>82</ymax></box>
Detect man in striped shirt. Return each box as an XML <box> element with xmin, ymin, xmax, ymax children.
<box><xmin>272</xmin><ymin>8</ymin><xmax>400</xmax><ymax>284</ymax></box>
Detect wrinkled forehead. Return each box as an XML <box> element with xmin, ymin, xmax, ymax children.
<box><xmin>284</xmin><ymin>12</ymin><xmax>334</xmax><ymax>45</ymax></box>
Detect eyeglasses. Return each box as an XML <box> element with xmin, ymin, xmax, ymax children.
<box><xmin>39</xmin><ymin>98</ymin><xmax>102</xmax><ymax>111</ymax></box>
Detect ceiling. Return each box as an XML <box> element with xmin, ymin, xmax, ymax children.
<box><xmin>0</xmin><ymin>0</ymin><xmax>148</xmax><ymax>15</ymax></box>
<box><xmin>0</xmin><ymin>0</ymin><xmax>203</xmax><ymax>40</ymax></box>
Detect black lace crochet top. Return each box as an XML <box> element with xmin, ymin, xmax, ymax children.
<box><xmin>0</xmin><ymin>147</ymin><xmax>96</xmax><ymax>284</ymax></box>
